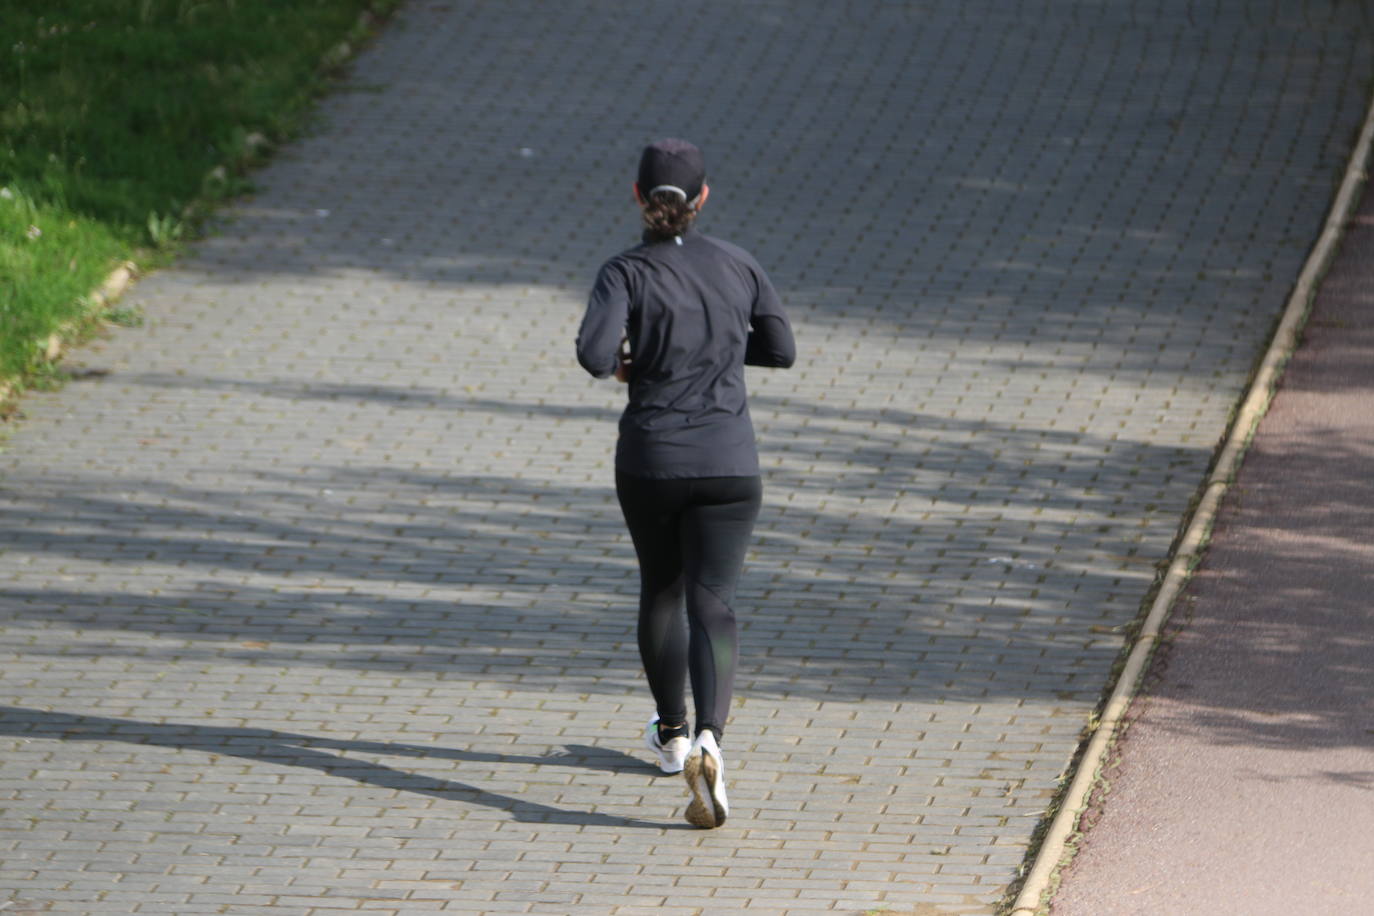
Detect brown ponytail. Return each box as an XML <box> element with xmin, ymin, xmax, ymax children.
<box><xmin>641</xmin><ymin>190</ymin><xmax>698</xmax><ymax>242</ymax></box>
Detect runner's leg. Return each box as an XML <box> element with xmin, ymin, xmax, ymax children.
<box><xmin>616</xmin><ymin>473</ymin><xmax>691</xmax><ymax>729</ymax></box>
<box><xmin>680</xmin><ymin>476</ymin><xmax>762</xmax><ymax>740</ymax></box>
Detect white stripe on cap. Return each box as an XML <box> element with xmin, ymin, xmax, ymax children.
<box><xmin>648</xmin><ymin>185</ymin><xmax>688</xmax><ymax>200</ymax></box>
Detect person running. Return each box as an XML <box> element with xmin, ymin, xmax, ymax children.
<box><xmin>576</xmin><ymin>138</ymin><xmax>796</xmax><ymax>828</ymax></box>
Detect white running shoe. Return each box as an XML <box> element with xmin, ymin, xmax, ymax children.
<box><xmin>683</xmin><ymin>729</ymin><xmax>728</xmax><ymax>828</ymax></box>
<box><xmin>644</xmin><ymin>715</ymin><xmax>690</xmax><ymax>774</ymax></box>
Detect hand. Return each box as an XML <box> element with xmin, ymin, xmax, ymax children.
<box><xmin>614</xmin><ymin>337</ymin><xmax>631</xmax><ymax>383</ymax></box>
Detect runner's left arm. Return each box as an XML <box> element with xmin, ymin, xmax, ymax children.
<box><xmin>577</xmin><ymin>261</ymin><xmax>631</xmax><ymax>379</ymax></box>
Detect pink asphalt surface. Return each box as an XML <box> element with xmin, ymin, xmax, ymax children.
<box><xmin>1050</xmin><ymin>191</ymin><xmax>1374</xmax><ymax>913</ymax></box>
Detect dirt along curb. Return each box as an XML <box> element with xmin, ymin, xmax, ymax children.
<box><xmin>1006</xmin><ymin>82</ymin><xmax>1374</xmax><ymax>916</ymax></box>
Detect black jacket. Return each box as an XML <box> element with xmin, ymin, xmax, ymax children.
<box><xmin>577</xmin><ymin>228</ymin><xmax>796</xmax><ymax>478</ymax></box>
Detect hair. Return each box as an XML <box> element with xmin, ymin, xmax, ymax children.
<box><xmin>641</xmin><ymin>190</ymin><xmax>698</xmax><ymax>242</ymax></box>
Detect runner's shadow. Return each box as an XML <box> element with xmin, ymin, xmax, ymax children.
<box><xmin>0</xmin><ymin>707</ymin><xmax>684</xmax><ymax>830</ymax></box>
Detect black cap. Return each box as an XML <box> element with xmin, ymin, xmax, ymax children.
<box><xmin>637</xmin><ymin>139</ymin><xmax>705</xmax><ymax>203</ymax></box>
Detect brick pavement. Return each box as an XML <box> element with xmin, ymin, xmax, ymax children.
<box><xmin>2</xmin><ymin>1</ymin><xmax>1372</xmax><ymax>913</ymax></box>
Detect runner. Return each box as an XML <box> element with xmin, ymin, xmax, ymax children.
<box><xmin>576</xmin><ymin>138</ymin><xmax>796</xmax><ymax>828</ymax></box>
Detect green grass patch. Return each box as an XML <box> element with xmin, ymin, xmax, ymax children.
<box><xmin>1</xmin><ymin>185</ymin><xmax>126</xmax><ymax>379</ymax></box>
<box><xmin>1</xmin><ymin>0</ymin><xmax>395</xmax><ymax>387</ymax></box>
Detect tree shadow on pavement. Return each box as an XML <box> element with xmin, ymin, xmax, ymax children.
<box><xmin>1129</xmin><ymin>430</ymin><xmax>1374</xmax><ymax>756</ymax></box>
<box><xmin>0</xmin><ymin>392</ymin><xmax>1200</xmax><ymax>708</ymax></box>
<box><xmin>176</xmin><ymin>0</ymin><xmax>1372</xmax><ymax>377</ymax></box>
<box><xmin>0</xmin><ymin>706</ymin><xmax>681</xmax><ymax>829</ymax></box>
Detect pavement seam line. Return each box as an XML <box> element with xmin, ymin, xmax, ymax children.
<box><xmin>1007</xmin><ymin>81</ymin><xmax>1374</xmax><ymax>916</ymax></box>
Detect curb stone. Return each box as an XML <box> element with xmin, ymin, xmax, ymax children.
<box><xmin>0</xmin><ymin>260</ymin><xmax>138</xmax><ymax>410</ymax></box>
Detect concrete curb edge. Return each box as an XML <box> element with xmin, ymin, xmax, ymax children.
<box><xmin>1007</xmin><ymin>83</ymin><xmax>1374</xmax><ymax>916</ymax></box>
<box><xmin>0</xmin><ymin>261</ymin><xmax>139</xmax><ymax>409</ymax></box>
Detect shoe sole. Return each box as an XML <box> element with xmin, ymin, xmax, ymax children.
<box><xmin>683</xmin><ymin>750</ymin><xmax>726</xmax><ymax>828</ymax></box>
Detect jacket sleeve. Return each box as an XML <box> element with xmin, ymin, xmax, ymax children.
<box><xmin>744</xmin><ymin>266</ymin><xmax>796</xmax><ymax>368</ymax></box>
<box><xmin>576</xmin><ymin>261</ymin><xmax>630</xmax><ymax>378</ymax></box>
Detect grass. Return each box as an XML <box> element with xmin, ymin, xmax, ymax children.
<box><xmin>0</xmin><ymin>0</ymin><xmax>397</xmax><ymax>390</ymax></box>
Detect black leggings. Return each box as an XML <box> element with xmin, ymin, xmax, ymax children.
<box><xmin>615</xmin><ymin>473</ymin><xmax>762</xmax><ymax>740</ymax></box>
